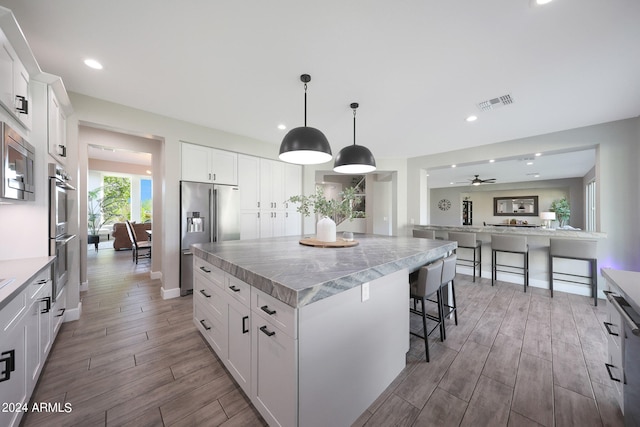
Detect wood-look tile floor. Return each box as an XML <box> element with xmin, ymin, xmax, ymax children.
<box><xmin>22</xmin><ymin>242</ymin><xmax>625</xmax><ymax>427</ymax></box>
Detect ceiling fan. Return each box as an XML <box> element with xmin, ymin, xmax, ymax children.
<box><xmin>470</xmin><ymin>175</ymin><xmax>496</xmax><ymax>186</ymax></box>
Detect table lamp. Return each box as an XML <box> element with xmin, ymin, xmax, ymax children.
<box><xmin>540</xmin><ymin>212</ymin><xmax>556</xmax><ymax>229</ymax></box>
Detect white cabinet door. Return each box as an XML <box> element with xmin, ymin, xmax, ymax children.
<box><xmin>51</xmin><ymin>286</ymin><xmax>66</xmax><ymax>339</ymax></box>
<box><xmin>251</xmin><ymin>319</ymin><xmax>297</xmax><ymax>427</ymax></box>
<box><xmin>259</xmin><ymin>211</ymin><xmax>285</xmax><ymax>238</ymax></box>
<box><xmin>0</xmin><ymin>28</ymin><xmax>31</xmax><ymax>130</ymax></box>
<box><xmin>0</xmin><ymin>305</ymin><xmax>28</xmax><ymax>427</ymax></box>
<box><xmin>284</xmin><ymin>211</ymin><xmax>301</xmax><ymax>236</ymax></box>
<box><xmin>238</xmin><ymin>154</ymin><xmax>260</xmax><ymax>210</ymax></box>
<box><xmin>211</xmin><ymin>149</ymin><xmax>238</xmax><ymax>185</ymax></box>
<box><xmin>38</xmin><ymin>287</ymin><xmax>52</xmax><ymax>363</ymax></box>
<box><xmin>181</xmin><ymin>143</ymin><xmax>212</xmax><ymax>183</ymax></box>
<box><xmin>48</xmin><ymin>87</ymin><xmax>67</xmax><ymax>162</ymax></box>
<box><xmin>283</xmin><ymin>163</ymin><xmax>302</xmax><ymax>209</ymax></box>
<box><xmin>259</xmin><ymin>159</ymin><xmax>285</xmax><ymax>210</ymax></box>
<box><xmin>0</xmin><ymin>29</ymin><xmax>14</xmax><ymax>113</ymax></box>
<box><xmin>240</xmin><ymin>211</ymin><xmax>260</xmax><ymax>240</ymax></box>
<box><xmin>13</xmin><ymin>60</ymin><xmax>30</xmax><ymax>129</ymax></box>
<box><xmin>227</xmin><ymin>296</ymin><xmax>251</xmax><ymax>395</ymax></box>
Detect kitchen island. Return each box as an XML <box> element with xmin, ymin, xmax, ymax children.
<box><xmin>415</xmin><ymin>224</ymin><xmax>607</xmax><ymax>298</ymax></box>
<box><xmin>191</xmin><ymin>234</ymin><xmax>456</xmax><ymax>427</ymax></box>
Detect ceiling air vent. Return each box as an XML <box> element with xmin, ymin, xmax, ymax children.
<box><xmin>477</xmin><ymin>94</ymin><xmax>514</xmax><ymax>112</ymax></box>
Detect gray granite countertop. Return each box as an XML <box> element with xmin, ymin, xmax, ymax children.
<box><xmin>602</xmin><ymin>269</ymin><xmax>640</xmax><ymax>315</ymax></box>
<box><xmin>416</xmin><ymin>224</ymin><xmax>606</xmax><ymax>239</ymax></box>
<box><xmin>191</xmin><ymin>234</ymin><xmax>457</xmax><ymax>308</ymax></box>
<box><xmin>0</xmin><ymin>256</ymin><xmax>55</xmax><ymax>310</ymax></box>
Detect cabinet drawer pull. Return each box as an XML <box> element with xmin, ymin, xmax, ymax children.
<box><xmin>40</xmin><ymin>296</ymin><xmax>51</xmax><ymax>314</ymax></box>
<box><xmin>603</xmin><ymin>321</ymin><xmax>618</xmax><ymax>336</ymax></box>
<box><xmin>199</xmin><ymin>266</ymin><xmax>211</xmax><ymax>273</ymax></box>
<box><xmin>261</xmin><ymin>305</ymin><xmax>276</xmax><ymax>315</ymax></box>
<box><xmin>242</xmin><ymin>316</ymin><xmax>249</xmax><ymax>334</ymax></box>
<box><xmin>15</xmin><ymin>95</ymin><xmax>28</xmax><ymax>114</ymax></box>
<box><xmin>229</xmin><ymin>285</ymin><xmax>241</xmax><ymax>293</ymax></box>
<box><xmin>199</xmin><ymin>289</ymin><xmax>211</xmax><ymax>298</ymax></box>
<box><xmin>604</xmin><ymin>363</ymin><xmax>621</xmax><ymax>382</ymax></box>
<box><xmin>199</xmin><ymin>319</ymin><xmax>212</xmax><ymax>330</ymax></box>
<box><xmin>55</xmin><ymin>308</ymin><xmax>66</xmax><ymax>318</ymax></box>
<box><xmin>0</xmin><ymin>349</ymin><xmax>16</xmax><ymax>382</ymax></box>
<box><xmin>260</xmin><ymin>325</ymin><xmax>275</xmax><ymax>337</ymax></box>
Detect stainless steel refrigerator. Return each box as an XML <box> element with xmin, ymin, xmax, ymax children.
<box><xmin>180</xmin><ymin>181</ymin><xmax>240</xmax><ymax>295</ymax></box>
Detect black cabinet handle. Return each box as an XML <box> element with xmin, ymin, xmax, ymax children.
<box><xmin>604</xmin><ymin>322</ymin><xmax>618</xmax><ymax>336</ymax></box>
<box><xmin>59</xmin><ymin>145</ymin><xmax>66</xmax><ymax>158</ymax></box>
<box><xmin>242</xmin><ymin>316</ymin><xmax>249</xmax><ymax>334</ymax></box>
<box><xmin>199</xmin><ymin>289</ymin><xmax>211</xmax><ymax>298</ymax></box>
<box><xmin>229</xmin><ymin>285</ymin><xmax>241</xmax><ymax>293</ymax></box>
<box><xmin>15</xmin><ymin>95</ymin><xmax>28</xmax><ymax>114</ymax></box>
<box><xmin>604</xmin><ymin>363</ymin><xmax>621</xmax><ymax>382</ymax></box>
<box><xmin>40</xmin><ymin>296</ymin><xmax>51</xmax><ymax>314</ymax></box>
<box><xmin>199</xmin><ymin>319</ymin><xmax>211</xmax><ymax>331</ymax></box>
<box><xmin>199</xmin><ymin>266</ymin><xmax>211</xmax><ymax>273</ymax></box>
<box><xmin>55</xmin><ymin>308</ymin><xmax>66</xmax><ymax>318</ymax></box>
<box><xmin>0</xmin><ymin>350</ymin><xmax>16</xmax><ymax>382</ymax></box>
<box><xmin>261</xmin><ymin>305</ymin><xmax>276</xmax><ymax>315</ymax></box>
<box><xmin>260</xmin><ymin>325</ymin><xmax>275</xmax><ymax>337</ymax></box>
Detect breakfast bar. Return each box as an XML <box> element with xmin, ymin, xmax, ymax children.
<box><xmin>191</xmin><ymin>234</ymin><xmax>456</xmax><ymax>427</ymax></box>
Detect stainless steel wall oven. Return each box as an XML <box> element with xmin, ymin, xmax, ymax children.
<box><xmin>1</xmin><ymin>122</ymin><xmax>35</xmax><ymax>201</ymax></box>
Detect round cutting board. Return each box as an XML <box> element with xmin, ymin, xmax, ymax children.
<box><xmin>299</xmin><ymin>238</ymin><xmax>359</xmax><ymax>248</ymax></box>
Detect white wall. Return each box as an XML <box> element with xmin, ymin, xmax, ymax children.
<box><xmin>407</xmin><ymin>117</ymin><xmax>640</xmax><ymax>272</ymax></box>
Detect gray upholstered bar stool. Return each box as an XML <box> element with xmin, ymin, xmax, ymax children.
<box><xmin>440</xmin><ymin>254</ymin><xmax>458</xmax><ymax>340</ymax></box>
<box><xmin>549</xmin><ymin>238</ymin><xmax>598</xmax><ymax>306</ymax></box>
<box><xmin>447</xmin><ymin>232</ymin><xmax>482</xmax><ymax>282</ymax></box>
<box><xmin>491</xmin><ymin>235</ymin><xmax>529</xmax><ymax>291</ymax></box>
<box><xmin>413</xmin><ymin>229</ymin><xmax>436</xmax><ymax>239</ymax></box>
<box><xmin>409</xmin><ymin>260</ymin><xmax>445</xmax><ymax>362</ymax></box>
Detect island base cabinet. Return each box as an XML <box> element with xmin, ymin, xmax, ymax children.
<box><xmin>251</xmin><ymin>319</ymin><xmax>297</xmax><ymax>427</ymax></box>
<box><xmin>194</xmin><ymin>300</ymin><xmax>227</xmax><ymax>357</ymax></box>
<box><xmin>226</xmin><ymin>297</ymin><xmax>251</xmax><ymax>395</ymax></box>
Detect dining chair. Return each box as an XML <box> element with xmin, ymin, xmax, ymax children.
<box><xmin>125</xmin><ymin>220</ymin><xmax>151</xmax><ymax>264</ymax></box>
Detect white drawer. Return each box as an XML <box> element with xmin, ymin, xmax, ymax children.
<box><xmin>194</xmin><ymin>257</ymin><xmax>225</xmax><ymax>289</ymax></box>
<box><xmin>194</xmin><ymin>274</ymin><xmax>226</xmax><ymax>320</ymax></box>
<box><xmin>251</xmin><ymin>288</ymin><xmax>297</xmax><ymax>339</ymax></box>
<box><xmin>226</xmin><ymin>275</ymin><xmax>251</xmax><ymax>306</ymax></box>
<box><xmin>27</xmin><ymin>269</ymin><xmax>50</xmax><ymax>301</ymax></box>
<box><xmin>194</xmin><ymin>299</ymin><xmax>227</xmax><ymax>356</ymax></box>
<box><xmin>1</xmin><ymin>288</ymin><xmax>27</xmax><ymax>331</ymax></box>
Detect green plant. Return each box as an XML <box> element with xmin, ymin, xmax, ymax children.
<box><xmin>88</xmin><ymin>183</ymin><xmax>129</xmax><ymax>236</ymax></box>
<box><xmin>550</xmin><ymin>197</ymin><xmax>571</xmax><ymax>227</ymax></box>
<box><xmin>288</xmin><ymin>186</ymin><xmax>365</xmax><ymax>221</ymax></box>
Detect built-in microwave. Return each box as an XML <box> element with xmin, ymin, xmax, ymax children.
<box><xmin>1</xmin><ymin>122</ymin><xmax>35</xmax><ymax>201</ymax></box>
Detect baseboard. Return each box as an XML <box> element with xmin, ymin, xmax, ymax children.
<box><xmin>64</xmin><ymin>302</ymin><xmax>82</xmax><ymax>322</ymax></box>
<box><xmin>161</xmin><ymin>286</ymin><xmax>181</xmax><ymax>300</ymax></box>
<box><xmin>150</xmin><ymin>270</ymin><xmax>162</xmax><ymax>280</ymax></box>
<box><xmin>80</xmin><ymin>280</ymin><xmax>88</xmax><ymax>292</ymax></box>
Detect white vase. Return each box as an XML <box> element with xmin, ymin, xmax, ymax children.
<box><xmin>316</xmin><ymin>217</ymin><xmax>337</xmax><ymax>242</ymax></box>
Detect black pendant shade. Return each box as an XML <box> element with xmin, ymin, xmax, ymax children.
<box><xmin>279</xmin><ymin>74</ymin><xmax>332</xmax><ymax>165</ymax></box>
<box><xmin>333</xmin><ymin>103</ymin><xmax>376</xmax><ymax>174</ymax></box>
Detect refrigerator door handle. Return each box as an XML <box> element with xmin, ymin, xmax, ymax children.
<box><xmin>211</xmin><ymin>187</ymin><xmax>218</xmax><ymax>242</ymax></box>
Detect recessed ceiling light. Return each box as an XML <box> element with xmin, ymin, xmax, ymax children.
<box><xmin>535</xmin><ymin>174</ymin><xmax>540</xmax><ymax>178</ymax></box>
<box><xmin>277</xmin><ymin>124</ymin><xmax>286</xmax><ymax>130</ymax></box>
<box><xmin>451</xmin><ymin>164</ymin><xmax>456</xmax><ymax>168</ymax></box>
<box><xmin>535</xmin><ymin>152</ymin><xmax>542</xmax><ymax>156</ymax></box>
<box><xmin>450</xmin><ymin>182</ymin><xmax>454</xmax><ymax>185</ymax></box>
<box><xmin>489</xmin><ymin>159</ymin><xmax>495</xmax><ymax>163</ymax></box>
<box><xmin>536</xmin><ymin>0</ymin><xmax>553</xmax><ymax>4</ymax></box>
<box><xmin>526</xmin><ymin>161</ymin><xmax>534</xmax><ymax>165</ymax></box>
<box><xmin>84</xmin><ymin>58</ymin><xmax>103</xmax><ymax>70</ymax></box>
<box><xmin>146</xmin><ymin>170</ymin><xmax>152</xmax><ymax>174</ymax></box>
<box><xmin>466</xmin><ymin>115</ymin><xmax>478</xmax><ymax>122</ymax></box>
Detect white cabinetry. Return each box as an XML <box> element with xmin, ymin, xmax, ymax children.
<box><xmin>0</xmin><ymin>26</ymin><xmax>31</xmax><ymax>129</ymax></box>
<box><xmin>47</xmin><ymin>86</ymin><xmax>67</xmax><ymax>162</ymax></box>
<box><xmin>181</xmin><ymin>142</ymin><xmax>238</xmax><ymax>185</ymax></box>
<box><xmin>238</xmin><ymin>155</ymin><xmax>261</xmax><ymax>240</ymax></box>
<box><xmin>605</xmin><ymin>294</ymin><xmax>625</xmax><ymax>413</ymax></box>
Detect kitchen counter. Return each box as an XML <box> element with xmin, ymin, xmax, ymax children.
<box><xmin>416</xmin><ymin>224</ymin><xmax>607</xmax><ymax>239</ymax></box>
<box><xmin>0</xmin><ymin>256</ymin><xmax>55</xmax><ymax>310</ymax></box>
<box><xmin>192</xmin><ymin>234</ymin><xmax>457</xmax><ymax>308</ymax></box>
<box><xmin>602</xmin><ymin>268</ymin><xmax>640</xmax><ymax>314</ymax></box>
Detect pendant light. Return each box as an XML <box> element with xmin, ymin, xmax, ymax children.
<box><xmin>279</xmin><ymin>74</ymin><xmax>332</xmax><ymax>165</ymax></box>
<box><xmin>333</xmin><ymin>102</ymin><xmax>376</xmax><ymax>174</ymax></box>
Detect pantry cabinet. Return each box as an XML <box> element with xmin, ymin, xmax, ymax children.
<box><xmin>47</xmin><ymin>86</ymin><xmax>67</xmax><ymax>162</ymax></box>
<box><xmin>181</xmin><ymin>142</ymin><xmax>238</xmax><ymax>185</ymax></box>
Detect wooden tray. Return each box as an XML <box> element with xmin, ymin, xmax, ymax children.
<box><xmin>299</xmin><ymin>238</ymin><xmax>359</xmax><ymax>248</ymax></box>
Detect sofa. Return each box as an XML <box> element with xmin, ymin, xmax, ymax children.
<box><xmin>112</xmin><ymin>222</ymin><xmax>152</xmax><ymax>250</ymax></box>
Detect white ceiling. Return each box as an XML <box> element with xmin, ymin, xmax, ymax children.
<box><xmin>2</xmin><ymin>0</ymin><xmax>639</xmax><ymax>164</ymax></box>
<box><xmin>87</xmin><ymin>144</ymin><xmax>152</xmax><ymax>166</ymax></box>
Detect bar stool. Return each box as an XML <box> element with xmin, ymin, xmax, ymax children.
<box><xmin>447</xmin><ymin>232</ymin><xmax>482</xmax><ymax>282</ymax></box>
<box><xmin>413</xmin><ymin>229</ymin><xmax>436</xmax><ymax>239</ymax></box>
<box><xmin>549</xmin><ymin>238</ymin><xmax>598</xmax><ymax>306</ymax></box>
<box><xmin>491</xmin><ymin>235</ymin><xmax>529</xmax><ymax>291</ymax></box>
<box><xmin>409</xmin><ymin>260</ymin><xmax>445</xmax><ymax>362</ymax></box>
<box><xmin>440</xmin><ymin>254</ymin><xmax>458</xmax><ymax>340</ymax></box>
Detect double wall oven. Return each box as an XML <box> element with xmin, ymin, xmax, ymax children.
<box><xmin>1</xmin><ymin>121</ymin><xmax>35</xmax><ymax>201</ymax></box>
<box><xmin>48</xmin><ymin>162</ymin><xmax>76</xmax><ymax>300</ymax></box>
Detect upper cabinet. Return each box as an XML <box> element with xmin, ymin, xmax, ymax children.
<box><xmin>181</xmin><ymin>142</ymin><xmax>238</xmax><ymax>185</ymax></box>
<box><xmin>0</xmin><ymin>26</ymin><xmax>31</xmax><ymax>130</ymax></box>
<box><xmin>47</xmin><ymin>85</ymin><xmax>67</xmax><ymax>162</ymax></box>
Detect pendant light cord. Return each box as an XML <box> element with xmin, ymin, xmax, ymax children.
<box><xmin>304</xmin><ymin>83</ymin><xmax>308</xmax><ymax>127</ymax></box>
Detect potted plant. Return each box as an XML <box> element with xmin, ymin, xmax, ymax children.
<box><xmin>288</xmin><ymin>186</ymin><xmax>364</xmax><ymax>242</ymax></box>
<box><xmin>550</xmin><ymin>197</ymin><xmax>571</xmax><ymax>228</ymax></box>
<box><xmin>87</xmin><ymin>185</ymin><xmax>123</xmax><ymax>247</ymax></box>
